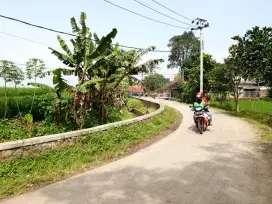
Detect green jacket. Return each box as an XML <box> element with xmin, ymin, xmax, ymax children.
<box><xmin>193</xmin><ymin>101</ymin><xmax>207</xmax><ymax>112</ymax></box>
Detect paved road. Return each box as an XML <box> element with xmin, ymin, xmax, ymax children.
<box><xmin>2</xmin><ymin>100</ymin><xmax>272</xmax><ymax>204</ymax></box>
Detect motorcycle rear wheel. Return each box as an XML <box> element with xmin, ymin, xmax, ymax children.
<box><xmin>197</xmin><ymin>119</ymin><xmax>204</xmax><ymax>134</ymax></box>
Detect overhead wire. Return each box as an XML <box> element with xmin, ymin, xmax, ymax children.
<box><xmin>103</xmin><ymin>0</ymin><xmax>188</xmax><ymax>29</ymax></box>
<box><xmin>133</xmin><ymin>0</ymin><xmax>191</xmax><ymax>26</ymax></box>
<box><xmin>151</xmin><ymin>0</ymin><xmax>193</xmax><ymax>22</ymax></box>
<box><xmin>0</xmin><ymin>31</ymin><xmax>54</xmax><ymax>48</ymax></box>
<box><xmin>0</xmin><ymin>14</ymin><xmax>171</xmax><ymax>52</ymax></box>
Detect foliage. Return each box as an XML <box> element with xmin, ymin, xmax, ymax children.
<box><xmin>180</xmin><ymin>54</ymin><xmax>218</xmax><ymax>103</ymax></box>
<box><xmin>28</xmin><ymin>68</ymin><xmax>71</xmax><ymax>126</ymax></box>
<box><xmin>0</xmin><ymin>87</ymin><xmax>49</xmax><ymax>97</ymax></box>
<box><xmin>167</xmin><ymin>31</ymin><xmax>200</xmax><ymax>79</ymax></box>
<box><xmin>224</xmin><ymin>40</ymin><xmax>249</xmax><ymax>112</ymax></box>
<box><xmin>0</xmin><ymin>106</ymin><xmax>180</xmax><ymax>198</ymax></box>
<box><xmin>0</xmin><ymin>94</ymin><xmax>54</xmax><ymax>119</ymax></box>
<box><xmin>126</xmin><ymin>98</ymin><xmax>147</xmax><ymax>113</ymax></box>
<box><xmin>0</xmin><ymin>119</ymin><xmax>66</xmax><ymax>142</ymax></box>
<box><xmin>234</xmin><ymin>26</ymin><xmax>272</xmax><ymax>98</ymax></box>
<box><xmin>25</xmin><ymin>58</ymin><xmax>46</xmax><ymax>82</ymax></box>
<box><xmin>50</xmin><ymin>12</ymin><xmax>163</xmax><ymax>127</ymax></box>
<box><xmin>0</xmin><ymin>60</ymin><xmax>18</xmax><ymax>118</ymax></box>
<box><xmin>142</xmin><ymin>74</ymin><xmax>169</xmax><ymax>92</ymax></box>
<box><xmin>24</xmin><ymin>113</ymin><xmax>33</xmax><ymax>137</ymax></box>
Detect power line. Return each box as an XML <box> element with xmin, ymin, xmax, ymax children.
<box><xmin>151</xmin><ymin>0</ymin><xmax>193</xmax><ymax>21</ymax></box>
<box><xmin>104</xmin><ymin>0</ymin><xmax>187</xmax><ymax>29</ymax></box>
<box><xmin>0</xmin><ymin>15</ymin><xmax>171</xmax><ymax>52</ymax></box>
<box><xmin>133</xmin><ymin>0</ymin><xmax>191</xmax><ymax>26</ymax></box>
<box><xmin>0</xmin><ymin>31</ymin><xmax>53</xmax><ymax>48</ymax></box>
<box><xmin>0</xmin><ymin>15</ymin><xmax>75</xmax><ymax>37</ymax></box>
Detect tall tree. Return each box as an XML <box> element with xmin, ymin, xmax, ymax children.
<box><xmin>142</xmin><ymin>74</ymin><xmax>169</xmax><ymax>92</ymax></box>
<box><xmin>208</xmin><ymin>63</ymin><xmax>230</xmax><ymax>102</ymax></box>
<box><xmin>224</xmin><ymin>42</ymin><xmax>248</xmax><ymax>112</ymax></box>
<box><xmin>180</xmin><ymin>54</ymin><xmax>217</xmax><ymax>102</ymax></box>
<box><xmin>0</xmin><ymin>60</ymin><xmax>17</xmax><ymax>118</ymax></box>
<box><xmin>167</xmin><ymin>31</ymin><xmax>200</xmax><ymax>80</ymax></box>
<box><xmin>11</xmin><ymin>67</ymin><xmax>25</xmax><ymax>116</ymax></box>
<box><xmin>26</xmin><ymin>58</ymin><xmax>46</xmax><ymax>112</ymax></box>
<box><xmin>231</xmin><ymin>26</ymin><xmax>272</xmax><ymax>97</ymax></box>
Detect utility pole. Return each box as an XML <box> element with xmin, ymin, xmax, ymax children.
<box><xmin>191</xmin><ymin>18</ymin><xmax>209</xmax><ymax>93</ymax></box>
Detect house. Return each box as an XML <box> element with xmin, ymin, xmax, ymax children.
<box><xmin>128</xmin><ymin>85</ymin><xmax>144</xmax><ymax>96</ymax></box>
<box><xmin>238</xmin><ymin>80</ymin><xmax>269</xmax><ymax>98</ymax></box>
<box><xmin>157</xmin><ymin>78</ymin><xmax>182</xmax><ymax>98</ymax></box>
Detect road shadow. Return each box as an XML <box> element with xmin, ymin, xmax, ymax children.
<box><xmin>38</xmin><ymin>141</ymin><xmax>272</xmax><ymax>204</ymax></box>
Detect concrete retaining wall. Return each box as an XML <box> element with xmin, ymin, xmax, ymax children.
<box><xmin>0</xmin><ymin>98</ymin><xmax>164</xmax><ymax>160</ymax></box>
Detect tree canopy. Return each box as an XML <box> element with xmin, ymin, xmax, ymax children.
<box><xmin>142</xmin><ymin>74</ymin><xmax>170</xmax><ymax>92</ymax></box>
<box><xmin>167</xmin><ymin>31</ymin><xmax>200</xmax><ymax>80</ymax></box>
<box><xmin>231</xmin><ymin>26</ymin><xmax>272</xmax><ymax>97</ymax></box>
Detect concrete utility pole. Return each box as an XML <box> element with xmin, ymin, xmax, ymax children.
<box><xmin>191</xmin><ymin>18</ymin><xmax>209</xmax><ymax>93</ymax></box>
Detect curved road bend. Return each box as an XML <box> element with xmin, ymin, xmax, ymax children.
<box><xmin>1</xmin><ymin>99</ymin><xmax>272</xmax><ymax>204</ymax></box>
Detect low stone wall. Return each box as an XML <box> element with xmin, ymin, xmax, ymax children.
<box><xmin>0</xmin><ymin>98</ymin><xmax>164</xmax><ymax>160</ymax></box>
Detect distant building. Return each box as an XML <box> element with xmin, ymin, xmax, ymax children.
<box><xmin>157</xmin><ymin>78</ymin><xmax>182</xmax><ymax>98</ymax></box>
<box><xmin>128</xmin><ymin>85</ymin><xmax>144</xmax><ymax>96</ymax></box>
<box><xmin>238</xmin><ymin>80</ymin><xmax>269</xmax><ymax>98</ymax></box>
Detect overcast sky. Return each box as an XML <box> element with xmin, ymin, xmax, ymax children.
<box><xmin>1</xmin><ymin>0</ymin><xmax>271</xmax><ymax>86</ymax></box>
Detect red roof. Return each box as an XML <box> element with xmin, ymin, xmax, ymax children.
<box><xmin>128</xmin><ymin>85</ymin><xmax>144</xmax><ymax>93</ymax></box>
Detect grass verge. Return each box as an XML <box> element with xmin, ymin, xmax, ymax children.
<box><xmin>0</xmin><ymin>106</ymin><xmax>181</xmax><ymax>199</ymax></box>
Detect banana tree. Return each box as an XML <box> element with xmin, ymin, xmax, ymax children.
<box><xmin>28</xmin><ymin>68</ymin><xmax>71</xmax><ymax>125</ymax></box>
<box><xmin>81</xmin><ymin>46</ymin><xmax>164</xmax><ymax>121</ymax></box>
<box><xmin>49</xmin><ymin>12</ymin><xmax>117</xmax><ymax>128</ymax></box>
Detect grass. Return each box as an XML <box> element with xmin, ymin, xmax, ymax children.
<box><xmin>0</xmin><ymin>120</ymin><xmax>66</xmax><ymax>143</ymax></box>
<box><xmin>0</xmin><ymin>87</ymin><xmax>50</xmax><ymax>97</ymax></box>
<box><xmin>0</xmin><ymin>106</ymin><xmax>181</xmax><ymax>198</ymax></box>
<box><xmin>211</xmin><ymin>100</ymin><xmax>272</xmax><ymax>114</ymax></box>
<box><xmin>211</xmin><ymin>99</ymin><xmax>272</xmax><ymax>143</ymax></box>
<box><xmin>127</xmin><ymin>98</ymin><xmax>157</xmax><ymax>114</ymax></box>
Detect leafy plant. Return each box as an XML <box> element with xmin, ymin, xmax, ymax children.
<box><xmin>24</xmin><ymin>113</ymin><xmax>33</xmax><ymax>137</ymax></box>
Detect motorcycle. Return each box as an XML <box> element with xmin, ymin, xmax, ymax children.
<box><xmin>189</xmin><ymin>105</ymin><xmax>210</xmax><ymax>134</ymax></box>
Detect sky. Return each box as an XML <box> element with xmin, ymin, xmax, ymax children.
<box><xmin>0</xmin><ymin>0</ymin><xmax>271</xmax><ymax>86</ymax></box>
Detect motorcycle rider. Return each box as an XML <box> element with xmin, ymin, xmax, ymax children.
<box><xmin>193</xmin><ymin>92</ymin><xmax>212</xmax><ymax>126</ymax></box>
<box><xmin>203</xmin><ymin>94</ymin><xmax>213</xmax><ymax>125</ymax></box>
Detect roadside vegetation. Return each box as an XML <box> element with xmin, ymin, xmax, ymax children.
<box><xmin>166</xmin><ymin>28</ymin><xmax>272</xmax><ymax>143</ymax></box>
<box><xmin>0</xmin><ymin>106</ymin><xmax>181</xmax><ymax>198</ymax></box>
<box><xmin>0</xmin><ymin>12</ymin><xmax>163</xmax><ymax>141</ymax></box>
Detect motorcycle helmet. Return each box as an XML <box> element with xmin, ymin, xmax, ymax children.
<box><xmin>196</xmin><ymin>92</ymin><xmax>203</xmax><ymax>103</ymax></box>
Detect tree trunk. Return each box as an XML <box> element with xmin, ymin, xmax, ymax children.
<box><xmin>4</xmin><ymin>81</ymin><xmax>7</xmax><ymax>119</ymax></box>
<box><xmin>234</xmin><ymin>97</ymin><xmax>239</xmax><ymax>112</ymax></box>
